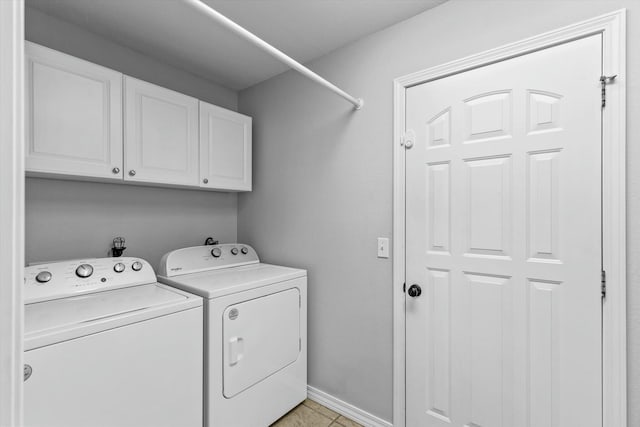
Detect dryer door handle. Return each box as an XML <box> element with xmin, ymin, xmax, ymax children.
<box><xmin>228</xmin><ymin>336</ymin><xmax>244</xmax><ymax>366</ymax></box>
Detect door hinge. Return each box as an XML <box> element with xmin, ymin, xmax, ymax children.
<box><xmin>601</xmin><ymin>270</ymin><xmax>607</xmax><ymax>299</ymax></box>
<box><xmin>600</xmin><ymin>75</ymin><xmax>617</xmax><ymax>108</ymax></box>
<box><xmin>299</xmin><ymin>294</ymin><xmax>301</xmax><ymax>308</ymax></box>
<box><xmin>403</xmin><ymin>282</ymin><xmax>406</xmax><ymax>293</ymax></box>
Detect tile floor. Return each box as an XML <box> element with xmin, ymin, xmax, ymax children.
<box><xmin>271</xmin><ymin>399</ymin><xmax>363</xmax><ymax>427</ymax></box>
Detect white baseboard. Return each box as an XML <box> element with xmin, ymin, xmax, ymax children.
<box><xmin>306</xmin><ymin>385</ymin><xmax>392</xmax><ymax>427</ymax></box>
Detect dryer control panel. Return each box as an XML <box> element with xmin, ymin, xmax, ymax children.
<box><xmin>24</xmin><ymin>257</ymin><xmax>156</xmax><ymax>304</ymax></box>
<box><xmin>159</xmin><ymin>244</ymin><xmax>259</xmax><ymax>277</ymax></box>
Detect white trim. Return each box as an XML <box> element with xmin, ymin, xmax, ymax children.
<box><xmin>392</xmin><ymin>10</ymin><xmax>626</xmax><ymax>427</ymax></box>
<box><xmin>392</xmin><ymin>62</ymin><xmax>407</xmax><ymax>427</ymax></box>
<box><xmin>0</xmin><ymin>0</ymin><xmax>25</xmax><ymax>426</ymax></box>
<box><xmin>600</xmin><ymin>10</ymin><xmax>627</xmax><ymax>427</ymax></box>
<box><xmin>307</xmin><ymin>386</ymin><xmax>392</xmax><ymax>427</ymax></box>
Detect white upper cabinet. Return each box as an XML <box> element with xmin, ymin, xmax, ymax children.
<box><xmin>25</xmin><ymin>44</ymin><xmax>252</xmax><ymax>192</ymax></box>
<box><xmin>124</xmin><ymin>77</ymin><xmax>199</xmax><ymax>187</ymax></box>
<box><xmin>199</xmin><ymin>101</ymin><xmax>252</xmax><ymax>191</ymax></box>
<box><xmin>25</xmin><ymin>42</ymin><xmax>123</xmax><ymax>180</ymax></box>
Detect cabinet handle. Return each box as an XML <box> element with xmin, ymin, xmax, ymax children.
<box><xmin>203</xmin><ymin>178</ymin><xmax>209</xmax><ymax>184</ymax></box>
<box><xmin>129</xmin><ymin>170</ymin><xmax>136</xmax><ymax>176</ymax></box>
<box><xmin>112</xmin><ymin>167</ymin><xmax>120</xmax><ymax>174</ymax></box>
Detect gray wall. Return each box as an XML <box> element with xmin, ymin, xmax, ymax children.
<box><xmin>26</xmin><ymin>179</ymin><xmax>237</xmax><ymax>271</ymax></box>
<box><xmin>25</xmin><ymin>8</ymin><xmax>240</xmax><ymax>269</ymax></box>
<box><xmin>237</xmin><ymin>0</ymin><xmax>640</xmax><ymax>422</ymax></box>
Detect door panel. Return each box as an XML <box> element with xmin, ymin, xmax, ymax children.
<box><xmin>25</xmin><ymin>43</ymin><xmax>123</xmax><ymax>180</ymax></box>
<box><xmin>406</xmin><ymin>35</ymin><xmax>602</xmax><ymax>427</ymax></box>
<box><xmin>222</xmin><ymin>288</ymin><xmax>300</xmax><ymax>398</ymax></box>
<box><xmin>24</xmin><ymin>308</ymin><xmax>202</xmax><ymax>427</ymax></box>
<box><xmin>124</xmin><ymin>76</ymin><xmax>199</xmax><ymax>186</ymax></box>
<box><xmin>199</xmin><ymin>101</ymin><xmax>252</xmax><ymax>191</ymax></box>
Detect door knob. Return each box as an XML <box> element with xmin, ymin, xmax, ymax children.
<box><xmin>407</xmin><ymin>284</ymin><xmax>422</xmax><ymax>298</ymax></box>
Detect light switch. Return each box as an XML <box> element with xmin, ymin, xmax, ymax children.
<box><xmin>377</xmin><ymin>237</ymin><xmax>390</xmax><ymax>258</ymax></box>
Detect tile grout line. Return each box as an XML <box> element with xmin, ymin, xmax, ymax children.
<box><xmin>303</xmin><ymin>398</ymin><xmax>362</xmax><ymax>427</ymax></box>
<box><xmin>303</xmin><ymin>399</ymin><xmax>340</xmax><ymax>422</ymax></box>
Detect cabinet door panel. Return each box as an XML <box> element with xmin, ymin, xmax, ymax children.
<box><xmin>26</xmin><ymin>43</ymin><xmax>123</xmax><ymax>180</ymax></box>
<box><xmin>125</xmin><ymin>77</ymin><xmax>199</xmax><ymax>187</ymax></box>
<box><xmin>199</xmin><ymin>102</ymin><xmax>252</xmax><ymax>191</ymax></box>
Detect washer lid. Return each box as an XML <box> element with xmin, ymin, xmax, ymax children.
<box><xmin>24</xmin><ymin>283</ymin><xmax>202</xmax><ymax>350</ymax></box>
<box><xmin>158</xmin><ymin>263</ymin><xmax>306</xmax><ymax>299</ymax></box>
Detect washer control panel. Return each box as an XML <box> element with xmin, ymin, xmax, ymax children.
<box><xmin>159</xmin><ymin>244</ymin><xmax>259</xmax><ymax>277</ymax></box>
<box><xmin>24</xmin><ymin>257</ymin><xmax>156</xmax><ymax>304</ymax></box>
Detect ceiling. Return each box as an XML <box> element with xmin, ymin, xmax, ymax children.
<box><xmin>26</xmin><ymin>0</ymin><xmax>446</xmax><ymax>90</ymax></box>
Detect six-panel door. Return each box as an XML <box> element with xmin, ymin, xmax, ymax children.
<box><xmin>405</xmin><ymin>35</ymin><xmax>603</xmax><ymax>427</ymax></box>
<box><xmin>199</xmin><ymin>101</ymin><xmax>252</xmax><ymax>191</ymax></box>
<box><xmin>26</xmin><ymin>42</ymin><xmax>123</xmax><ymax>180</ymax></box>
<box><xmin>124</xmin><ymin>76</ymin><xmax>199</xmax><ymax>187</ymax></box>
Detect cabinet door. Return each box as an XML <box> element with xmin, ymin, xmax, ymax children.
<box><xmin>25</xmin><ymin>42</ymin><xmax>123</xmax><ymax>180</ymax></box>
<box><xmin>199</xmin><ymin>102</ymin><xmax>252</xmax><ymax>191</ymax></box>
<box><xmin>124</xmin><ymin>77</ymin><xmax>199</xmax><ymax>187</ymax></box>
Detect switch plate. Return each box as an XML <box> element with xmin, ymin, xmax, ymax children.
<box><xmin>377</xmin><ymin>237</ymin><xmax>390</xmax><ymax>258</ymax></box>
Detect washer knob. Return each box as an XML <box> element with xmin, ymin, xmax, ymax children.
<box><xmin>35</xmin><ymin>271</ymin><xmax>52</xmax><ymax>283</ymax></box>
<box><xmin>240</xmin><ymin>246</ymin><xmax>248</xmax><ymax>255</ymax></box>
<box><xmin>131</xmin><ymin>261</ymin><xmax>143</xmax><ymax>271</ymax></box>
<box><xmin>230</xmin><ymin>247</ymin><xmax>239</xmax><ymax>255</ymax></box>
<box><xmin>75</xmin><ymin>264</ymin><xmax>94</xmax><ymax>278</ymax></box>
<box><xmin>113</xmin><ymin>263</ymin><xmax>126</xmax><ymax>273</ymax></box>
<box><xmin>211</xmin><ymin>247</ymin><xmax>222</xmax><ymax>258</ymax></box>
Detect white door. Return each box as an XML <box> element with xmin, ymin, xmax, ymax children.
<box><xmin>199</xmin><ymin>101</ymin><xmax>252</xmax><ymax>191</ymax></box>
<box><xmin>124</xmin><ymin>76</ymin><xmax>199</xmax><ymax>186</ymax></box>
<box><xmin>405</xmin><ymin>35</ymin><xmax>602</xmax><ymax>427</ymax></box>
<box><xmin>25</xmin><ymin>42</ymin><xmax>123</xmax><ymax>180</ymax></box>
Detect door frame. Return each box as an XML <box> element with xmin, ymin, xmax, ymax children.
<box><xmin>392</xmin><ymin>10</ymin><xmax>626</xmax><ymax>427</ymax></box>
<box><xmin>0</xmin><ymin>0</ymin><xmax>25</xmax><ymax>425</ymax></box>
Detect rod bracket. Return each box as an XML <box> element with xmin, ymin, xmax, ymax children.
<box><xmin>354</xmin><ymin>98</ymin><xmax>364</xmax><ymax>110</ymax></box>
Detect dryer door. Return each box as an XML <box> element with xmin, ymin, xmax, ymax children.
<box><xmin>223</xmin><ymin>288</ymin><xmax>300</xmax><ymax>398</ymax></box>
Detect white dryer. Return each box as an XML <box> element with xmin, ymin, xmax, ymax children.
<box><xmin>158</xmin><ymin>244</ymin><xmax>307</xmax><ymax>427</ymax></box>
<box><xmin>24</xmin><ymin>257</ymin><xmax>203</xmax><ymax>427</ymax></box>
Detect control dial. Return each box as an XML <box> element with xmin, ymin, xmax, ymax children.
<box><xmin>211</xmin><ymin>247</ymin><xmax>222</xmax><ymax>258</ymax></box>
<box><xmin>75</xmin><ymin>264</ymin><xmax>94</xmax><ymax>279</ymax></box>
<box><xmin>240</xmin><ymin>246</ymin><xmax>248</xmax><ymax>255</ymax></box>
<box><xmin>131</xmin><ymin>261</ymin><xmax>143</xmax><ymax>271</ymax></box>
<box><xmin>35</xmin><ymin>271</ymin><xmax>52</xmax><ymax>283</ymax></box>
<box><xmin>113</xmin><ymin>263</ymin><xmax>126</xmax><ymax>273</ymax></box>
<box><xmin>230</xmin><ymin>247</ymin><xmax>239</xmax><ymax>255</ymax></box>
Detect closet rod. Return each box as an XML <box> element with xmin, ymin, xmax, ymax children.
<box><xmin>186</xmin><ymin>0</ymin><xmax>364</xmax><ymax>110</ymax></box>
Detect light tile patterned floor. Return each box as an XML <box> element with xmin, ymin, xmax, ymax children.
<box><xmin>271</xmin><ymin>399</ymin><xmax>363</xmax><ymax>427</ymax></box>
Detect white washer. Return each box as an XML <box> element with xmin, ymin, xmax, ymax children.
<box><xmin>158</xmin><ymin>244</ymin><xmax>307</xmax><ymax>427</ymax></box>
<box><xmin>24</xmin><ymin>257</ymin><xmax>203</xmax><ymax>427</ymax></box>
